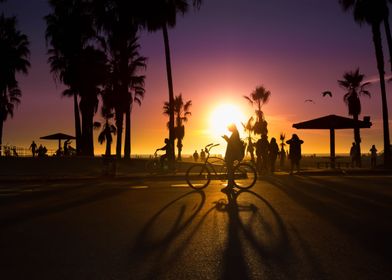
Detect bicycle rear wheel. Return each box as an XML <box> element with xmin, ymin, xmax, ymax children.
<box><xmin>186</xmin><ymin>165</ymin><xmax>211</xmax><ymax>189</ymax></box>
<box><xmin>145</xmin><ymin>160</ymin><xmax>159</xmax><ymax>174</ymax></box>
<box><xmin>233</xmin><ymin>162</ymin><xmax>257</xmax><ymax>189</ymax></box>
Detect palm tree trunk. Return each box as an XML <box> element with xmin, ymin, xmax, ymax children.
<box><xmin>384</xmin><ymin>15</ymin><xmax>392</xmax><ymax>72</ymax></box>
<box><xmin>124</xmin><ymin>107</ymin><xmax>131</xmax><ymax>159</ymax></box>
<box><xmin>81</xmin><ymin>106</ymin><xmax>94</xmax><ymax>156</ymax></box>
<box><xmin>353</xmin><ymin>114</ymin><xmax>361</xmax><ymax>167</ymax></box>
<box><xmin>73</xmin><ymin>93</ymin><xmax>82</xmax><ymax>155</ymax></box>
<box><xmin>115</xmin><ymin>110</ymin><xmax>123</xmax><ymax>159</ymax></box>
<box><xmin>105</xmin><ymin>139</ymin><xmax>111</xmax><ymax>156</ymax></box>
<box><xmin>177</xmin><ymin>138</ymin><xmax>182</xmax><ymax>161</ymax></box>
<box><xmin>372</xmin><ymin>23</ymin><xmax>391</xmax><ymax>166</ymax></box>
<box><xmin>162</xmin><ymin>24</ymin><xmax>175</xmax><ymax>162</ymax></box>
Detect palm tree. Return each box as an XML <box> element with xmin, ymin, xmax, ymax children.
<box><xmin>339</xmin><ymin>0</ymin><xmax>391</xmax><ymax>165</ymax></box>
<box><xmin>45</xmin><ymin>0</ymin><xmax>97</xmax><ymax>155</ymax></box>
<box><xmin>94</xmin><ymin>1</ymin><xmax>147</xmax><ymax>159</ymax></box>
<box><xmin>0</xmin><ymin>14</ymin><xmax>30</xmax><ymax>155</ymax></box>
<box><xmin>141</xmin><ymin>0</ymin><xmax>202</xmax><ymax>162</ymax></box>
<box><xmin>244</xmin><ymin>85</ymin><xmax>271</xmax><ymax>137</ymax></box>
<box><xmin>94</xmin><ymin>105</ymin><xmax>116</xmax><ymax>156</ymax></box>
<box><xmin>338</xmin><ymin>68</ymin><xmax>371</xmax><ymax>167</ymax></box>
<box><xmin>163</xmin><ymin>94</ymin><xmax>191</xmax><ymax>160</ymax></box>
<box><xmin>242</xmin><ymin>116</ymin><xmax>255</xmax><ymax>163</ymax></box>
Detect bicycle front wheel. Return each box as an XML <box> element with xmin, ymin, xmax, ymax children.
<box><xmin>186</xmin><ymin>165</ymin><xmax>211</xmax><ymax>189</ymax></box>
<box><xmin>233</xmin><ymin>162</ymin><xmax>257</xmax><ymax>189</ymax></box>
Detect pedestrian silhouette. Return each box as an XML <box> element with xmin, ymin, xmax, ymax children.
<box><xmin>222</xmin><ymin>123</ymin><xmax>243</xmax><ymax>190</ymax></box>
<box><xmin>29</xmin><ymin>141</ymin><xmax>37</xmax><ymax>157</ymax></box>
<box><xmin>256</xmin><ymin>135</ymin><xmax>269</xmax><ymax>175</ymax></box>
<box><xmin>286</xmin><ymin>134</ymin><xmax>304</xmax><ymax>174</ymax></box>
<box><xmin>370</xmin><ymin>144</ymin><xmax>377</xmax><ymax>168</ymax></box>
<box><xmin>193</xmin><ymin>150</ymin><xmax>199</xmax><ymax>162</ymax></box>
<box><xmin>269</xmin><ymin>137</ymin><xmax>279</xmax><ymax>173</ymax></box>
<box><xmin>350</xmin><ymin>142</ymin><xmax>358</xmax><ymax>167</ymax></box>
<box><xmin>200</xmin><ymin>149</ymin><xmax>206</xmax><ymax>162</ymax></box>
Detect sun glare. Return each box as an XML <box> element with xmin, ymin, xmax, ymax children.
<box><xmin>209</xmin><ymin>104</ymin><xmax>246</xmax><ymax>138</ymax></box>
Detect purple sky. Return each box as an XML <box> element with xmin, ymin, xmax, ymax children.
<box><xmin>2</xmin><ymin>0</ymin><xmax>391</xmax><ymax>155</ymax></box>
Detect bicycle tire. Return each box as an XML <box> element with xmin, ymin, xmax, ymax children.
<box><xmin>186</xmin><ymin>164</ymin><xmax>211</xmax><ymax>189</ymax></box>
<box><xmin>145</xmin><ymin>160</ymin><xmax>159</xmax><ymax>174</ymax></box>
<box><xmin>233</xmin><ymin>162</ymin><xmax>257</xmax><ymax>189</ymax></box>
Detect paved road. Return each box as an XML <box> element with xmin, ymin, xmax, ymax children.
<box><xmin>0</xmin><ymin>175</ymin><xmax>391</xmax><ymax>280</ymax></box>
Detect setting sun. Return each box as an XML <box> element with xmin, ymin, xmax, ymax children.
<box><xmin>209</xmin><ymin>104</ymin><xmax>247</xmax><ymax>138</ymax></box>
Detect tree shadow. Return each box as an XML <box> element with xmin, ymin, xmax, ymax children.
<box><xmin>129</xmin><ymin>190</ymin><xmax>208</xmax><ymax>279</ymax></box>
<box><xmin>0</xmin><ymin>182</ymin><xmax>127</xmax><ymax>229</ymax></box>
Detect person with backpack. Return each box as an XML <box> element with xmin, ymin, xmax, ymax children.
<box><xmin>221</xmin><ymin>123</ymin><xmax>243</xmax><ymax>191</ymax></box>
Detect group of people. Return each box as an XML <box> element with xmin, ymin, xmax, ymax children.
<box><xmin>192</xmin><ymin>149</ymin><xmax>206</xmax><ymax>162</ymax></box>
<box><xmin>250</xmin><ymin>133</ymin><xmax>303</xmax><ymax>175</ymax></box>
<box><xmin>29</xmin><ymin>141</ymin><xmax>48</xmax><ymax>158</ymax></box>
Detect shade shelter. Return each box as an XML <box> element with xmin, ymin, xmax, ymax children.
<box><xmin>40</xmin><ymin>133</ymin><xmax>76</xmax><ymax>150</ymax></box>
<box><xmin>292</xmin><ymin>114</ymin><xmax>372</xmax><ymax>168</ymax></box>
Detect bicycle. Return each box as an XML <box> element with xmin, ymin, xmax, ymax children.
<box><xmin>145</xmin><ymin>151</ymin><xmax>172</xmax><ymax>174</ymax></box>
<box><xmin>185</xmin><ymin>143</ymin><xmax>257</xmax><ymax>190</ymax></box>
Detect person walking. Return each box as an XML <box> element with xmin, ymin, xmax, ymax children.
<box><xmin>193</xmin><ymin>150</ymin><xmax>199</xmax><ymax>162</ymax></box>
<box><xmin>286</xmin><ymin>134</ymin><xmax>304</xmax><ymax>174</ymax></box>
<box><xmin>350</xmin><ymin>142</ymin><xmax>357</xmax><ymax>167</ymax></box>
<box><xmin>269</xmin><ymin>137</ymin><xmax>279</xmax><ymax>173</ymax></box>
<box><xmin>370</xmin><ymin>145</ymin><xmax>377</xmax><ymax>168</ymax></box>
<box><xmin>29</xmin><ymin>141</ymin><xmax>37</xmax><ymax>157</ymax></box>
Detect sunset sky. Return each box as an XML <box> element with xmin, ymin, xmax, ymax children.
<box><xmin>2</xmin><ymin>0</ymin><xmax>392</xmax><ymax>156</ymax></box>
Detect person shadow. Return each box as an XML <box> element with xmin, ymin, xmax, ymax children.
<box><xmin>217</xmin><ymin>187</ymin><xmax>323</xmax><ymax>279</ymax></box>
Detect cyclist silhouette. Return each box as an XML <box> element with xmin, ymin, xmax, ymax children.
<box><xmin>156</xmin><ymin>138</ymin><xmax>173</xmax><ymax>168</ymax></box>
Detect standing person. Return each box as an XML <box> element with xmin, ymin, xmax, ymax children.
<box><xmin>269</xmin><ymin>137</ymin><xmax>279</xmax><ymax>173</ymax></box>
<box><xmin>222</xmin><ymin>123</ymin><xmax>242</xmax><ymax>191</ymax></box>
<box><xmin>246</xmin><ymin>137</ymin><xmax>255</xmax><ymax>164</ymax></box>
<box><xmin>259</xmin><ymin>135</ymin><xmax>270</xmax><ymax>174</ymax></box>
<box><xmin>286</xmin><ymin>134</ymin><xmax>304</xmax><ymax>174</ymax></box>
<box><xmin>350</xmin><ymin>142</ymin><xmax>357</xmax><ymax>167</ymax></box>
<box><xmin>193</xmin><ymin>150</ymin><xmax>199</xmax><ymax>162</ymax></box>
<box><xmin>64</xmin><ymin>139</ymin><xmax>71</xmax><ymax>156</ymax></box>
<box><xmin>370</xmin><ymin>145</ymin><xmax>377</xmax><ymax>168</ymax></box>
<box><xmin>29</xmin><ymin>141</ymin><xmax>37</xmax><ymax>157</ymax></box>
<box><xmin>200</xmin><ymin>149</ymin><xmax>206</xmax><ymax>162</ymax></box>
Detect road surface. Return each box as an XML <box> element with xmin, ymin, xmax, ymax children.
<box><xmin>0</xmin><ymin>174</ymin><xmax>391</xmax><ymax>279</ymax></box>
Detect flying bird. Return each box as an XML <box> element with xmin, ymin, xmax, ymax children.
<box><xmin>322</xmin><ymin>91</ymin><xmax>332</xmax><ymax>97</ymax></box>
<box><xmin>304</xmin><ymin>99</ymin><xmax>315</xmax><ymax>103</ymax></box>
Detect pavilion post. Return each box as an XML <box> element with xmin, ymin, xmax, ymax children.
<box><xmin>330</xmin><ymin>128</ymin><xmax>335</xmax><ymax>169</ymax></box>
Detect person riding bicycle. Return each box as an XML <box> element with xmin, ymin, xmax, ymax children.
<box><xmin>222</xmin><ymin>123</ymin><xmax>243</xmax><ymax>190</ymax></box>
<box><xmin>155</xmin><ymin>138</ymin><xmax>173</xmax><ymax>169</ymax></box>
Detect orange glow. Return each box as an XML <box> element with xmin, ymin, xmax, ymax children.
<box><xmin>209</xmin><ymin>103</ymin><xmax>247</xmax><ymax>138</ymax></box>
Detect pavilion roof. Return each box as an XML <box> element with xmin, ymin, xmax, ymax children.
<box><xmin>293</xmin><ymin>114</ymin><xmax>372</xmax><ymax>130</ymax></box>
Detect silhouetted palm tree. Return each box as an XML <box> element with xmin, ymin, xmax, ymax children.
<box><xmin>94</xmin><ymin>104</ymin><xmax>116</xmax><ymax>157</ymax></box>
<box><xmin>244</xmin><ymin>85</ymin><xmax>271</xmax><ymax>137</ymax></box>
<box><xmin>339</xmin><ymin>0</ymin><xmax>391</xmax><ymax>165</ymax></box>
<box><xmin>141</xmin><ymin>0</ymin><xmax>202</xmax><ymax>162</ymax></box>
<box><xmin>93</xmin><ymin>1</ymin><xmax>147</xmax><ymax>159</ymax></box>
<box><xmin>242</xmin><ymin>116</ymin><xmax>255</xmax><ymax>163</ymax></box>
<box><xmin>163</xmin><ymin>94</ymin><xmax>191</xmax><ymax>160</ymax></box>
<box><xmin>45</xmin><ymin>0</ymin><xmax>97</xmax><ymax>155</ymax></box>
<box><xmin>0</xmin><ymin>14</ymin><xmax>30</xmax><ymax>155</ymax></box>
<box><xmin>338</xmin><ymin>68</ymin><xmax>371</xmax><ymax>167</ymax></box>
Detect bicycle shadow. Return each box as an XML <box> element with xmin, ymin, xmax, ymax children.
<box><xmin>217</xmin><ymin>186</ymin><xmax>325</xmax><ymax>280</ymax></box>
<box><xmin>129</xmin><ymin>190</ymin><xmax>208</xmax><ymax>279</ymax></box>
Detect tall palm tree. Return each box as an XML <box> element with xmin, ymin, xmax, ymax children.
<box><xmin>339</xmin><ymin>0</ymin><xmax>391</xmax><ymax>165</ymax></box>
<box><xmin>94</xmin><ymin>0</ymin><xmax>147</xmax><ymax>159</ymax></box>
<box><xmin>163</xmin><ymin>94</ymin><xmax>191</xmax><ymax>160</ymax></box>
<box><xmin>141</xmin><ymin>0</ymin><xmax>202</xmax><ymax>162</ymax></box>
<box><xmin>338</xmin><ymin>68</ymin><xmax>371</xmax><ymax>167</ymax></box>
<box><xmin>0</xmin><ymin>14</ymin><xmax>30</xmax><ymax>155</ymax></box>
<box><xmin>244</xmin><ymin>85</ymin><xmax>271</xmax><ymax>137</ymax></box>
<box><xmin>45</xmin><ymin>0</ymin><xmax>97</xmax><ymax>155</ymax></box>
